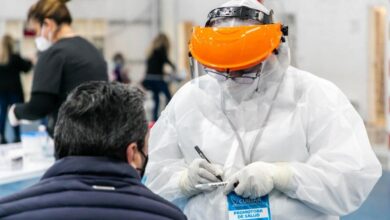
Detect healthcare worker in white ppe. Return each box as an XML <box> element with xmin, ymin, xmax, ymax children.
<box><xmin>145</xmin><ymin>0</ymin><xmax>382</xmax><ymax>219</ymax></box>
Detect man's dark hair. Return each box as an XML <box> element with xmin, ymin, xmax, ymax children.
<box><xmin>54</xmin><ymin>81</ymin><xmax>147</xmax><ymax>161</ymax></box>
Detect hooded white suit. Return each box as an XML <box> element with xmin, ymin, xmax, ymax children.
<box><xmin>145</xmin><ymin>1</ymin><xmax>382</xmax><ymax>219</ymax></box>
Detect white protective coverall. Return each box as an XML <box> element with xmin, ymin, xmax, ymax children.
<box><xmin>145</xmin><ymin>1</ymin><xmax>382</xmax><ymax>220</ymax></box>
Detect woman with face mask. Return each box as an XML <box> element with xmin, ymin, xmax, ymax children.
<box><xmin>8</xmin><ymin>0</ymin><xmax>108</xmax><ymax>137</ymax></box>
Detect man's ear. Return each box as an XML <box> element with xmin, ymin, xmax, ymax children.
<box><xmin>126</xmin><ymin>143</ymin><xmax>138</xmax><ymax>167</ymax></box>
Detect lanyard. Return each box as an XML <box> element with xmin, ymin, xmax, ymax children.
<box><xmin>221</xmin><ymin>71</ymin><xmax>285</xmax><ymax>165</ymax></box>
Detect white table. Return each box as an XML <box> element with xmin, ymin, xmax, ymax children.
<box><xmin>0</xmin><ymin>143</ymin><xmax>54</xmax><ymax>185</ymax></box>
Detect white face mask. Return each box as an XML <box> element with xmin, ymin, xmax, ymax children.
<box><xmin>35</xmin><ymin>26</ymin><xmax>53</xmax><ymax>52</ymax></box>
<box><xmin>218</xmin><ymin>77</ymin><xmax>260</xmax><ymax>104</ymax></box>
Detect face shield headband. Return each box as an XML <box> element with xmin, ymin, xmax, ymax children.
<box><xmin>205</xmin><ymin>6</ymin><xmax>274</xmax><ymax>27</ymax></box>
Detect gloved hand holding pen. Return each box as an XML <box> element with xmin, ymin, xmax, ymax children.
<box><xmin>179</xmin><ymin>158</ymin><xmax>223</xmax><ymax>197</ymax></box>
<box><xmin>224</xmin><ymin>162</ymin><xmax>293</xmax><ymax>199</ymax></box>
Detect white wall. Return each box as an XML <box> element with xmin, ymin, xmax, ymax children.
<box><xmin>272</xmin><ymin>0</ymin><xmax>390</xmax><ymax>120</ymax></box>
<box><xmin>0</xmin><ymin>0</ymin><xmax>153</xmax><ymax>20</ymax></box>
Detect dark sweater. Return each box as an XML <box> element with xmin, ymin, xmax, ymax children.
<box><xmin>0</xmin><ymin>156</ymin><xmax>187</xmax><ymax>220</ymax></box>
<box><xmin>146</xmin><ymin>47</ymin><xmax>175</xmax><ymax>75</ymax></box>
<box><xmin>14</xmin><ymin>37</ymin><xmax>108</xmax><ymax>136</ymax></box>
<box><xmin>0</xmin><ymin>54</ymin><xmax>32</xmax><ymax>94</ymax></box>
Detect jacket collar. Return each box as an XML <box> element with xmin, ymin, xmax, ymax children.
<box><xmin>42</xmin><ymin>156</ymin><xmax>140</xmax><ymax>180</ymax></box>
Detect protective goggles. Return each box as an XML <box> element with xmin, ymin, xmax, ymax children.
<box><xmin>203</xmin><ymin>63</ymin><xmax>262</xmax><ymax>84</ymax></box>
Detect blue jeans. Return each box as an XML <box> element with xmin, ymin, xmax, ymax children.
<box><xmin>0</xmin><ymin>92</ymin><xmax>23</xmax><ymax>143</ymax></box>
<box><xmin>143</xmin><ymin>79</ymin><xmax>172</xmax><ymax>121</ymax></box>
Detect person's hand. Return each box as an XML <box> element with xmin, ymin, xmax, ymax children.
<box><xmin>180</xmin><ymin>158</ymin><xmax>223</xmax><ymax>197</ymax></box>
<box><xmin>8</xmin><ymin>105</ymin><xmax>20</xmax><ymax>126</ymax></box>
<box><xmin>224</xmin><ymin>162</ymin><xmax>292</xmax><ymax>199</ymax></box>
<box><xmin>8</xmin><ymin>105</ymin><xmax>32</xmax><ymax>126</ymax></box>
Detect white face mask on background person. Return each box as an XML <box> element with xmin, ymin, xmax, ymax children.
<box><xmin>35</xmin><ymin>25</ymin><xmax>53</xmax><ymax>52</ymax></box>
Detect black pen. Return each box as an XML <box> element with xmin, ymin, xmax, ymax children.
<box><xmin>194</xmin><ymin>146</ymin><xmax>223</xmax><ymax>182</ymax></box>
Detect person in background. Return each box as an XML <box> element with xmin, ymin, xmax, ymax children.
<box><xmin>111</xmin><ymin>52</ymin><xmax>130</xmax><ymax>84</ymax></box>
<box><xmin>0</xmin><ymin>82</ymin><xmax>187</xmax><ymax>220</ymax></box>
<box><xmin>143</xmin><ymin>33</ymin><xmax>176</xmax><ymax>121</ymax></box>
<box><xmin>8</xmin><ymin>0</ymin><xmax>108</xmax><ymax>137</ymax></box>
<box><xmin>0</xmin><ymin>34</ymin><xmax>32</xmax><ymax>144</ymax></box>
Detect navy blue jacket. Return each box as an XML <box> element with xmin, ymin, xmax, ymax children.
<box><xmin>0</xmin><ymin>157</ymin><xmax>187</xmax><ymax>220</ymax></box>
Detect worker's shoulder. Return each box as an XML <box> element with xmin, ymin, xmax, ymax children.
<box><xmin>287</xmin><ymin>66</ymin><xmax>342</xmax><ymax>91</ymax></box>
<box><xmin>286</xmin><ymin>66</ymin><xmax>348</xmax><ymax>105</ymax></box>
<box><xmin>286</xmin><ymin>66</ymin><xmax>335</xmax><ymax>88</ymax></box>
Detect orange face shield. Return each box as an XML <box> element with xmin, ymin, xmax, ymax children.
<box><xmin>189</xmin><ymin>23</ymin><xmax>284</xmax><ymax>72</ymax></box>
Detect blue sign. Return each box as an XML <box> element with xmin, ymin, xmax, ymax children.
<box><xmin>227</xmin><ymin>192</ymin><xmax>271</xmax><ymax>220</ymax></box>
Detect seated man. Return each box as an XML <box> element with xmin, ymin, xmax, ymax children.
<box><xmin>0</xmin><ymin>81</ymin><xmax>187</xmax><ymax>220</ymax></box>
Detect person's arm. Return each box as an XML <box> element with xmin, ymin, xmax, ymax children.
<box><xmin>278</xmin><ymin>80</ymin><xmax>382</xmax><ymax>215</ymax></box>
<box><xmin>12</xmin><ymin>49</ymin><xmax>64</xmax><ymax>121</ymax></box>
<box><xmin>14</xmin><ymin>54</ymin><xmax>33</xmax><ymax>73</ymax></box>
<box><xmin>166</xmin><ymin>58</ymin><xmax>176</xmax><ymax>71</ymax></box>
<box><xmin>144</xmin><ymin>97</ymin><xmax>189</xmax><ymax>208</ymax></box>
<box><xmin>161</xmin><ymin>47</ymin><xmax>176</xmax><ymax>71</ymax></box>
<box><xmin>14</xmin><ymin>93</ymin><xmax>58</xmax><ymax>120</ymax></box>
